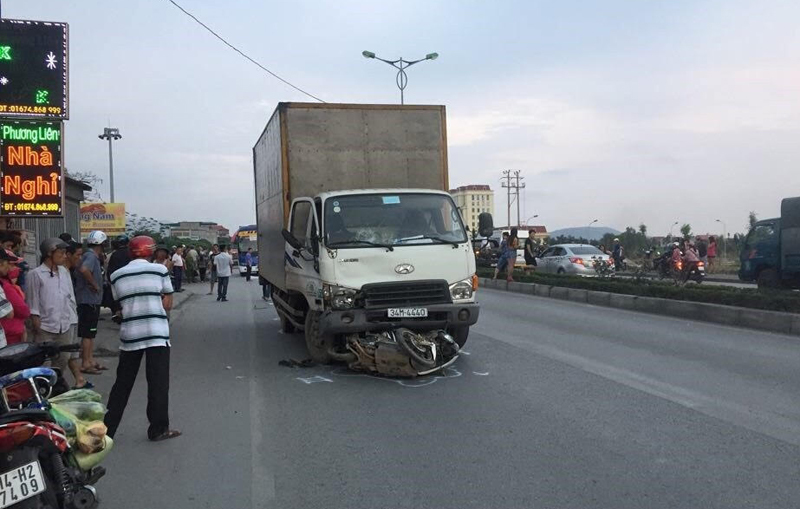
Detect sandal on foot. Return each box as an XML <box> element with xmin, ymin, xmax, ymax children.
<box><xmin>150</xmin><ymin>430</ymin><xmax>182</xmax><ymax>442</ymax></box>
<box><xmin>72</xmin><ymin>381</ymin><xmax>95</xmax><ymax>390</ymax></box>
<box><xmin>80</xmin><ymin>367</ymin><xmax>102</xmax><ymax>375</ymax></box>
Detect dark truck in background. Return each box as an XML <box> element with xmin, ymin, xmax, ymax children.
<box><xmin>739</xmin><ymin>196</ymin><xmax>800</xmax><ymax>289</ymax></box>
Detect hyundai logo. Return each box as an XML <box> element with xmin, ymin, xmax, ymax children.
<box><xmin>395</xmin><ymin>263</ymin><xmax>415</xmax><ymax>275</ymax></box>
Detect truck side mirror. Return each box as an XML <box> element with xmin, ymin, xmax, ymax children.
<box><xmin>282</xmin><ymin>229</ymin><xmax>303</xmax><ymax>251</ymax></box>
<box><xmin>478</xmin><ymin>213</ymin><xmax>494</xmax><ymax>238</ymax></box>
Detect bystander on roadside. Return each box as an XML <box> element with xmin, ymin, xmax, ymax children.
<box><xmin>75</xmin><ymin>231</ymin><xmax>108</xmax><ymax>376</ymax></box>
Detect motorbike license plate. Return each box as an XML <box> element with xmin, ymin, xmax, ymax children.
<box><xmin>388</xmin><ymin>308</ymin><xmax>428</xmax><ymax>318</ymax></box>
<box><xmin>0</xmin><ymin>461</ymin><xmax>46</xmax><ymax>508</ymax></box>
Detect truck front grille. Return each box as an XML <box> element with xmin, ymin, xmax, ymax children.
<box><xmin>362</xmin><ymin>280</ymin><xmax>451</xmax><ymax>309</ymax></box>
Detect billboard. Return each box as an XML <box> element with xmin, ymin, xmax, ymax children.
<box><xmin>0</xmin><ymin>119</ymin><xmax>62</xmax><ymax>216</ymax></box>
<box><xmin>0</xmin><ymin>19</ymin><xmax>68</xmax><ymax>119</ymax></box>
<box><xmin>80</xmin><ymin>202</ymin><xmax>126</xmax><ymax>235</ymax></box>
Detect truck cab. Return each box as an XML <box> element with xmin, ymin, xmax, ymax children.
<box><xmin>278</xmin><ymin>189</ymin><xmax>479</xmax><ymax>362</ymax></box>
<box><xmin>739</xmin><ymin>197</ymin><xmax>800</xmax><ymax>289</ymax></box>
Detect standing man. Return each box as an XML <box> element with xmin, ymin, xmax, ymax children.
<box><xmin>107</xmin><ymin>235</ymin><xmax>132</xmax><ymax>324</ymax></box>
<box><xmin>214</xmin><ymin>245</ymin><xmax>233</xmax><ymax>302</ymax></box>
<box><xmin>27</xmin><ymin>239</ymin><xmax>88</xmax><ymax>389</ymax></box>
<box><xmin>186</xmin><ymin>245</ymin><xmax>198</xmax><ymax>283</ymax></box>
<box><xmin>207</xmin><ymin>244</ymin><xmax>219</xmax><ymax>296</ymax></box>
<box><xmin>75</xmin><ymin>231</ymin><xmax>108</xmax><ymax>375</ymax></box>
<box><xmin>524</xmin><ymin>229</ymin><xmax>538</xmax><ymax>269</ymax></box>
<box><xmin>105</xmin><ymin>236</ymin><xmax>180</xmax><ymax>441</ymax></box>
<box><xmin>245</xmin><ymin>248</ymin><xmax>253</xmax><ymax>282</ymax></box>
<box><xmin>171</xmin><ymin>247</ymin><xmax>185</xmax><ymax>292</ymax></box>
<box><xmin>197</xmin><ymin>247</ymin><xmax>208</xmax><ymax>283</ymax></box>
<box><xmin>612</xmin><ymin>238</ymin><xmax>624</xmax><ymax>272</ymax></box>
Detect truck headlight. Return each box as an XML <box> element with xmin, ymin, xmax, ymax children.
<box><xmin>449</xmin><ymin>278</ymin><xmax>474</xmax><ymax>302</ymax></box>
<box><xmin>323</xmin><ymin>284</ymin><xmax>358</xmax><ymax>310</ymax></box>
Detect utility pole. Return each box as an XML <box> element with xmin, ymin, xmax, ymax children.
<box><xmin>514</xmin><ymin>170</ymin><xmax>525</xmax><ymax>228</ymax></box>
<box><xmin>501</xmin><ymin>170</ymin><xmax>525</xmax><ymax>228</ymax></box>
<box><xmin>98</xmin><ymin>128</ymin><xmax>122</xmax><ymax>202</ymax></box>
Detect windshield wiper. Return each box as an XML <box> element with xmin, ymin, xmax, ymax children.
<box><xmin>395</xmin><ymin>234</ymin><xmax>462</xmax><ymax>248</ymax></box>
<box><xmin>327</xmin><ymin>240</ymin><xmax>394</xmax><ymax>252</ymax></box>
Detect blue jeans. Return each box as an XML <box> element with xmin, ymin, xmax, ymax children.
<box><xmin>217</xmin><ymin>276</ymin><xmax>229</xmax><ymax>300</ymax></box>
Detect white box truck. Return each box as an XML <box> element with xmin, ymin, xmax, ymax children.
<box><xmin>253</xmin><ymin>103</ymin><xmax>484</xmax><ymax>376</ymax></box>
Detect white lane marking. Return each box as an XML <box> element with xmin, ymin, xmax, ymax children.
<box><xmin>476</xmin><ymin>327</ymin><xmax>800</xmax><ymax>448</ymax></box>
<box><xmin>247</xmin><ymin>289</ymin><xmax>276</xmax><ymax>506</ymax></box>
<box><xmin>473</xmin><ymin>371</ymin><xmax>490</xmax><ymax>376</ymax></box>
<box><xmin>296</xmin><ymin>376</ymin><xmax>333</xmax><ymax>384</ymax></box>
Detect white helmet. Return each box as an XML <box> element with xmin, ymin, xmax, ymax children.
<box><xmin>86</xmin><ymin>230</ymin><xmax>108</xmax><ymax>246</ymax></box>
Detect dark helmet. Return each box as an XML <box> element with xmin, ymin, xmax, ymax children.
<box><xmin>115</xmin><ymin>234</ymin><xmax>130</xmax><ymax>248</ymax></box>
<box><xmin>40</xmin><ymin>238</ymin><xmax>69</xmax><ymax>260</ymax></box>
<box><xmin>129</xmin><ymin>236</ymin><xmax>157</xmax><ymax>259</ymax></box>
<box><xmin>58</xmin><ymin>233</ymin><xmax>74</xmax><ymax>243</ymax></box>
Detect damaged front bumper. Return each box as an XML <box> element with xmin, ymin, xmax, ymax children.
<box><xmin>319</xmin><ymin>303</ymin><xmax>479</xmax><ymax>335</ymax></box>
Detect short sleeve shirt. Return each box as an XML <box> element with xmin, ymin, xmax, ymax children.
<box><xmin>214</xmin><ymin>253</ymin><xmax>233</xmax><ymax>277</ymax></box>
<box><xmin>110</xmin><ymin>259</ymin><xmax>174</xmax><ymax>351</ymax></box>
<box><xmin>74</xmin><ymin>250</ymin><xmax>103</xmax><ymax>305</ymax></box>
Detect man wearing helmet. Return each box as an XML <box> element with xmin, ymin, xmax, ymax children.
<box><xmin>105</xmin><ymin>235</ymin><xmax>180</xmax><ymax>441</ymax></box>
<box><xmin>75</xmin><ymin>230</ymin><xmax>108</xmax><ymax>375</ymax></box>
<box><xmin>27</xmin><ymin>238</ymin><xmax>89</xmax><ymax>389</ymax></box>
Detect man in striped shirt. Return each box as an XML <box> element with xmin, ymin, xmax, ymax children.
<box><xmin>104</xmin><ymin>236</ymin><xmax>181</xmax><ymax>442</ymax></box>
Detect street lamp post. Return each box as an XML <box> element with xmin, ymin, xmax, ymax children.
<box><xmin>98</xmin><ymin>128</ymin><xmax>122</xmax><ymax>202</ymax></box>
<box><xmin>588</xmin><ymin>219</ymin><xmax>598</xmax><ymax>228</ymax></box>
<box><xmin>525</xmin><ymin>214</ymin><xmax>538</xmax><ymax>225</ymax></box>
<box><xmin>715</xmin><ymin>219</ymin><xmax>727</xmax><ymax>262</ymax></box>
<box><xmin>669</xmin><ymin>221</ymin><xmax>679</xmax><ymax>238</ymax></box>
<box><xmin>362</xmin><ymin>51</ymin><xmax>438</xmax><ymax>104</ymax></box>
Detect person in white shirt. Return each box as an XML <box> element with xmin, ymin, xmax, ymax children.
<box><xmin>171</xmin><ymin>247</ymin><xmax>185</xmax><ymax>292</ymax></box>
<box><xmin>213</xmin><ymin>245</ymin><xmax>234</xmax><ymax>302</ymax></box>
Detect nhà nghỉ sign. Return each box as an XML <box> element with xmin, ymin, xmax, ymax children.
<box><xmin>0</xmin><ymin>120</ymin><xmax>62</xmax><ymax>216</ymax></box>
<box><xmin>0</xmin><ymin>19</ymin><xmax>69</xmax><ymax>119</ymax></box>
<box><xmin>80</xmin><ymin>202</ymin><xmax>126</xmax><ymax>235</ymax></box>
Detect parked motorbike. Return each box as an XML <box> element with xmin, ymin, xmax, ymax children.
<box><xmin>0</xmin><ymin>342</ymin><xmax>109</xmax><ymax>509</ymax></box>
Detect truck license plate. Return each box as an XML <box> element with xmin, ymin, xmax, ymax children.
<box><xmin>388</xmin><ymin>308</ymin><xmax>428</xmax><ymax>318</ymax></box>
<box><xmin>0</xmin><ymin>461</ymin><xmax>46</xmax><ymax>508</ymax></box>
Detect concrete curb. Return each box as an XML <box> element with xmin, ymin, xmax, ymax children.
<box><xmin>479</xmin><ymin>278</ymin><xmax>800</xmax><ymax>337</ymax></box>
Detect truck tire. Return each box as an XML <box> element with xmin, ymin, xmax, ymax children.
<box><xmin>757</xmin><ymin>268</ymin><xmax>780</xmax><ymax>289</ymax></box>
<box><xmin>449</xmin><ymin>326</ymin><xmax>469</xmax><ymax>348</ymax></box>
<box><xmin>304</xmin><ymin>311</ymin><xmax>333</xmax><ymax>364</ymax></box>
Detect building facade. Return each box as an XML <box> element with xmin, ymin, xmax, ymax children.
<box><xmin>162</xmin><ymin>221</ymin><xmax>222</xmax><ymax>244</ymax></box>
<box><xmin>450</xmin><ymin>185</ymin><xmax>495</xmax><ymax>234</ymax></box>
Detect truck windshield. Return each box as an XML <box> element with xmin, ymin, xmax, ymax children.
<box><xmin>324</xmin><ymin>193</ymin><xmax>468</xmax><ymax>248</ymax></box>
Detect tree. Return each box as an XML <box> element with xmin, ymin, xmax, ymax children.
<box><xmin>748</xmin><ymin>211</ymin><xmax>758</xmax><ymax>230</ymax></box>
<box><xmin>680</xmin><ymin>223</ymin><xmax>692</xmax><ymax>239</ymax></box>
<box><xmin>638</xmin><ymin>223</ymin><xmax>647</xmax><ymax>237</ymax></box>
<box><xmin>65</xmin><ymin>168</ymin><xmax>104</xmax><ymax>202</ymax></box>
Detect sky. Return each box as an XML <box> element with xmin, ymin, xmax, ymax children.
<box><xmin>6</xmin><ymin>0</ymin><xmax>800</xmax><ymax>237</ymax></box>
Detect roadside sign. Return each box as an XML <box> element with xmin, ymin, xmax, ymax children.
<box><xmin>0</xmin><ymin>19</ymin><xmax>69</xmax><ymax>119</ymax></box>
<box><xmin>80</xmin><ymin>202</ymin><xmax>126</xmax><ymax>235</ymax></box>
<box><xmin>0</xmin><ymin>119</ymin><xmax>63</xmax><ymax>216</ymax></box>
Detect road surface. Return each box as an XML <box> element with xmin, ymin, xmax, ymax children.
<box><xmin>91</xmin><ymin>278</ymin><xmax>800</xmax><ymax>509</ymax></box>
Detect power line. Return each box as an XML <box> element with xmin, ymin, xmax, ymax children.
<box><xmin>164</xmin><ymin>0</ymin><xmax>325</xmax><ymax>103</ymax></box>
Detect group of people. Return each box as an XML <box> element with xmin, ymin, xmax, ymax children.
<box><xmin>0</xmin><ymin>229</ymin><xmax>181</xmax><ymax>441</ymax></box>
<box><xmin>160</xmin><ymin>243</ymin><xmax>234</xmax><ymax>301</ymax></box>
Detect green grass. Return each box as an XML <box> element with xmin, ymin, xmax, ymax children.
<box><xmin>477</xmin><ymin>268</ymin><xmax>800</xmax><ymax>314</ymax></box>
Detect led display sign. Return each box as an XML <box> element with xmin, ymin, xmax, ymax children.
<box><xmin>0</xmin><ymin>19</ymin><xmax>68</xmax><ymax>119</ymax></box>
<box><xmin>0</xmin><ymin>120</ymin><xmax>63</xmax><ymax>216</ymax></box>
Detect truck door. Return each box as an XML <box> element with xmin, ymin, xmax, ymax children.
<box><xmin>287</xmin><ymin>198</ymin><xmax>322</xmax><ymax>302</ymax></box>
<box><xmin>741</xmin><ymin>221</ymin><xmax>779</xmax><ymax>282</ymax></box>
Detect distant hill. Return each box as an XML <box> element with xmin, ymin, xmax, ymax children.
<box><xmin>549</xmin><ymin>226</ymin><xmax>620</xmax><ymax>241</ymax></box>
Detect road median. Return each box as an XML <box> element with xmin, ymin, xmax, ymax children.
<box><xmin>479</xmin><ymin>277</ymin><xmax>800</xmax><ymax>337</ymax></box>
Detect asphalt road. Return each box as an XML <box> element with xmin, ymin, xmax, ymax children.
<box><xmin>90</xmin><ymin>278</ymin><xmax>800</xmax><ymax>509</ymax></box>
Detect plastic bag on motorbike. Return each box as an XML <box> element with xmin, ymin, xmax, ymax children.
<box><xmin>48</xmin><ymin>389</ymin><xmax>110</xmax><ymax>454</ymax></box>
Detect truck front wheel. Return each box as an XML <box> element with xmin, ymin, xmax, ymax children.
<box><xmin>305</xmin><ymin>311</ymin><xmax>333</xmax><ymax>363</ymax></box>
<box><xmin>449</xmin><ymin>326</ymin><xmax>470</xmax><ymax>348</ymax></box>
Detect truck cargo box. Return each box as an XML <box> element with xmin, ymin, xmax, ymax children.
<box><xmin>253</xmin><ymin>102</ymin><xmax>449</xmax><ymax>290</ymax></box>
